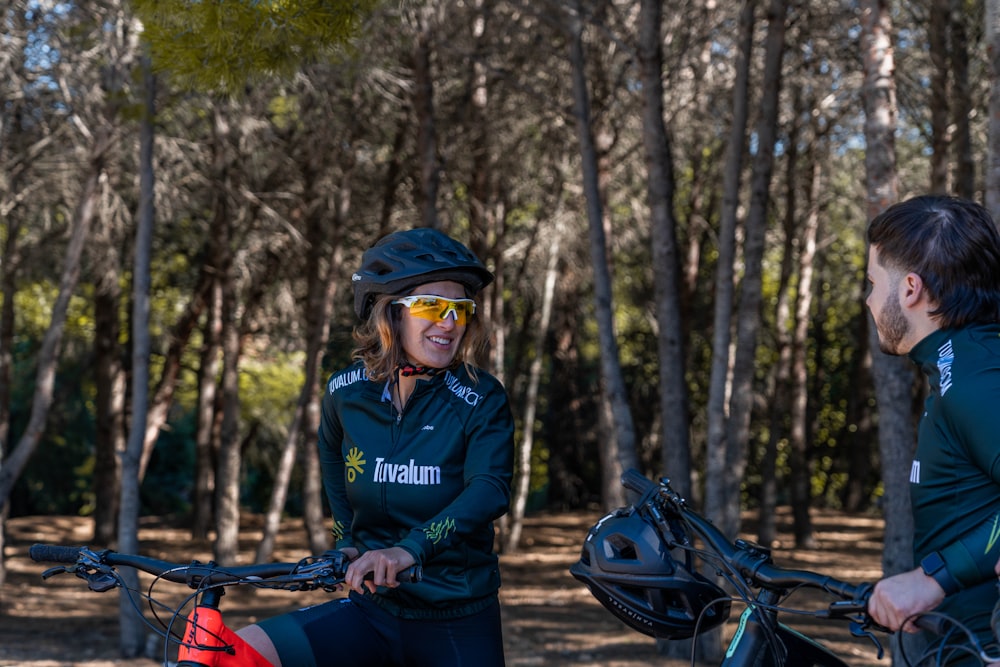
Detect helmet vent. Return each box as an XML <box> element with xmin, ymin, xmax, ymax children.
<box><xmin>606</xmin><ymin>534</ymin><xmax>638</xmax><ymax>561</ymax></box>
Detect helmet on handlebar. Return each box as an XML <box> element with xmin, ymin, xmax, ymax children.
<box><xmin>570</xmin><ymin>506</ymin><xmax>731</xmax><ymax>639</ymax></box>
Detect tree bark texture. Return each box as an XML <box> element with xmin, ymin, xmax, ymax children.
<box><xmin>638</xmin><ymin>0</ymin><xmax>692</xmax><ymax>501</ymax></box>
<box><xmin>705</xmin><ymin>0</ymin><xmax>755</xmax><ymax>532</ymax></box>
<box><xmin>722</xmin><ymin>0</ymin><xmax>789</xmax><ymax>541</ymax></box>
<box><xmin>988</xmin><ymin>0</ymin><xmax>1000</xmax><ymax>219</ymax></box>
<box><xmin>861</xmin><ymin>0</ymin><xmax>916</xmax><ymax>586</ymax></box>
<box><xmin>566</xmin><ymin>0</ymin><xmax>638</xmax><ymax>509</ymax></box>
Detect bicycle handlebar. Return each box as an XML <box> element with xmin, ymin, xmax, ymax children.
<box><xmin>29</xmin><ymin>543</ymin><xmax>423</xmax><ymax>588</ymax></box>
<box><xmin>620</xmin><ymin>469</ymin><xmax>871</xmax><ymax>605</ymax></box>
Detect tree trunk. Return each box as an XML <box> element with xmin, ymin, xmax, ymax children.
<box><xmin>0</xmin><ymin>133</ymin><xmax>108</xmax><ymax>510</ymax></box>
<box><xmin>987</xmin><ymin>0</ymin><xmax>1000</xmax><ymax>219</ymax></box>
<box><xmin>118</xmin><ymin>56</ymin><xmax>155</xmax><ymax>657</ymax></box>
<box><xmin>192</xmin><ymin>280</ymin><xmax>222</xmax><ymax>540</ymax></box>
<box><xmin>721</xmin><ymin>0</ymin><xmax>789</xmax><ymax>541</ymax></box>
<box><xmin>789</xmin><ymin>144</ymin><xmax>822</xmax><ymax>549</ymax></box>
<box><xmin>760</xmin><ymin>112</ymin><xmax>799</xmax><ymax>548</ymax></box>
<box><xmin>213</xmin><ymin>268</ymin><xmax>242</xmax><ymax>566</ymax></box>
<box><xmin>705</xmin><ymin>0</ymin><xmax>755</xmax><ymax>531</ymax></box>
<box><xmin>638</xmin><ymin>0</ymin><xmax>691</xmax><ymax>501</ymax></box>
<box><xmin>257</xmin><ymin>155</ymin><xmax>346</xmax><ymax>561</ymax></box>
<box><xmin>861</xmin><ymin>4</ymin><xmax>923</xmax><ymax>663</ymax></box>
<box><xmin>928</xmin><ymin>0</ymin><xmax>950</xmax><ymax>194</ymax></box>
<box><xmin>949</xmin><ymin>0</ymin><xmax>974</xmax><ymax>199</ymax></box>
<box><xmin>209</xmin><ymin>103</ymin><xmax>241</xmax><ymax>566</ymax></box>
<box><xmin>504</xmin><ymin>222</ymin><xmax>560</xmax><ymax>553</ymax></box>
<box><xmin>413</xmin><ymin>7</ymin><xmax>440</xmax><ymax>229</ymax></box>
<box><xmin>93</xmin><ymin>285</ymin><xmax>125</xmax><ymax>545</ymax></box>
<box><xmin>302</xmin><ymin>244</ymin><xmax>342</xmax><ymax>556</ymax></box>
<box><xmin>566</xmin><ymin>0</ymin><xmax>638</xmax><ymax>510</ymax></box>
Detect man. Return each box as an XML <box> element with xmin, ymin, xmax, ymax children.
<box><xmin>864</xmin><ymin>195</ymin><xmax>1000</xmax><ymax>660</ymax></box>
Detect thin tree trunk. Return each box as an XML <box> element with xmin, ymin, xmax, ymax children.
<box><xmin>257</xmin><ymin>170</ymin><xmax>345</xmax><ymax>561</ymax></box>
<box><xmin>638</xmin><ymin>0</ymin><xmax>690</xmax><ymax>500</ymax></box>
<box><xmin>789</xmin><ymin>146</ymin><xmax>822</xmax><ymax>549</ymax></box>
<box><xmin>504</xmin><ymin>222</ymin><xmax>560</xmax><ymax>553</ymax></box>
<box><xmin>93</xmin><ymin>285</ymin><xmax>125</xmax><ymax>545</ymax></box>
<box><xmin>928</xmin><ymin>0</ymin><xmax>950</xmax><ymax>194</ymax></box>
<box><xmin>950</xmin><ymin>1</ymin><xmax>974</xmax><ymax>199</ymax></box>
<box><xmin>301</xmin><ymin>249</ymin><xmax>342</xmax><ymax>556</ymax></box>
<box><xmin>566</xmin><ymin>0</ymin><xmax>638</xmax><ymax>509</ymax></box>
<box><xmin>760</xmin><ymin>115</ymin><xmax>799</xmax><ymax>548</ymax></box>
<box><xmin>413</xmin><ymin>7</ymin><xmax>440</xmax><ymax>229</ymax></box>
<box><xmin>705</xmin><ymin>0</ymin><xmax>755</xmax><ymax>529</ymax></box>
<box><xmin>0</xmin><ymin>134</ymin><xmax>108</xmax><ymax>509</ymax></box>
<box><xmin>987</xmin><ymin>0</ymin><xmax>1000</xmax><ymax>218</ymax></box>
<box><xmin>139</xmin><ymin>268</ymin><xmax>211</xmax><ymax>483</ymax></box>
<box><xmin>192</xmin><ymin>280</ymin><xmax>222</xmax><ymax>540</ymax></box>
<box><xmin>118</xmin><ymin>57</ymin><xmax>155</xmax><ymax>657</ymax></box>
<box><xmin>722</xmin><ymin>0</ymin><xmax>789</xmax><ymax>541</ymax></box>
<box><xmin>213</xmin><ymin>269</ymin><xmax>242</xmax><ymax>566</ymax></box>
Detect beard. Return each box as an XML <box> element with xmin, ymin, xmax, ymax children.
<box><xmin>875</xmin><ymin>290</ymin><xmax>910</xmax><ymax>355</ymax></box>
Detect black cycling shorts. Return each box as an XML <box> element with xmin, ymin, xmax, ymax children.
<box><xmin>256</xmin><ymin>591</ymin><xmax>506</xmax><ymax>667</ymax></box>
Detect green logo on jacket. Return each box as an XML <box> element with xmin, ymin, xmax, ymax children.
<box><xmin>987</xmin><ymin>512</ymin><xmax>1000</xmax><ymax>554</ymax></box>
<box><xmin>424</xmin><ymin>517</ymin><xmax>456</xmax><ymax>544</ymax></box>
<box><xmin>346</xmin><ymin>447</ymin><xmax>366</xmax><ymax>482</ymax></box>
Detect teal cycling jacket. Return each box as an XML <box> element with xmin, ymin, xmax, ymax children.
<box><xmin>318</xmin><ymin>361</ymin><xmax>515</xmax><ymax>619</ymax></box>
<box><xmin>909</xmin><ymin>324</ymin><xmax>1000</xmax><ymax>641</ymax></box>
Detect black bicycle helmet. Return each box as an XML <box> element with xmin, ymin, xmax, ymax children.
<box><xmin>352</xmin><ymin>227</ymin><xmax>494</xmax><ymax>320</ymax></box>
<box><xmin>569</xmin><ymin>506</ymin><xmax>731</xmax><ymax>639</ymax></box>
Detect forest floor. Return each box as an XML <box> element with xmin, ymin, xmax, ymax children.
<box><xmin>0</xmin><ymin>507</ymin><xmax>891</xmax><ymax>667</ymax></box>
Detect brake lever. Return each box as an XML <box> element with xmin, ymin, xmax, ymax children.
<box><xmin>849</xmin><ymin>620</ymin><xmax>885</xmax><ymax>659</ymax></box>
<box><xmin>41</xmin><ymin>565</ymin><xmax>70</xmax><ymax>580</ymax></box>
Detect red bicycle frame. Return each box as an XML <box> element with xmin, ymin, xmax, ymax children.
<box><xmin>176</xmin><ymin>589</ymin><xmax>273</xmax><ymax>667</ymax></box>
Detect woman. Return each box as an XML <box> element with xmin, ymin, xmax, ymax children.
<box><xmin>240</xmin><ymin>227</ymin><xmax>515</xmax><ymax>667</ymax></box>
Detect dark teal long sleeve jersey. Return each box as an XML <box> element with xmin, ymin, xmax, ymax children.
<box><xmin>318</xmin><ymin>361</ymin><xmax>515</xmax><ymax>619</ymax></box>
<box><xmin>908</xmin><ymin>324</ymin><xmax>1000</xmax><ymax>642</ymax></box>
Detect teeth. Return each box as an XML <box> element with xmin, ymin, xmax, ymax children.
<box><xmin>429</xmin><ymin>336</ymin><xmax>450</xmax><ymax>345</ymax></box>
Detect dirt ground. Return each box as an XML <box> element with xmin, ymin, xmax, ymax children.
<box><xmin>0</xmin><ymin>508</ymin><xmax>890</xmax><ymax>666</ymax></box>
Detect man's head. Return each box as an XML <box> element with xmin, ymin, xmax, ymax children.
<box><xmin>866</xmin><ymin>196</ymin><xmax>1000</xmax><ymax>354</ymax></box>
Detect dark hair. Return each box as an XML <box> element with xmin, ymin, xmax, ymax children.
<box><xmin>867</xmin><ymin>195</ymin><xmax>1000</xmax><ymax>328</ymax></box>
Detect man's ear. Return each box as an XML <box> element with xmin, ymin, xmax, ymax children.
<box><xmin>901</xmin><ymin>272</ymin><xmax>926</xmax><ymax>308</ymax></box>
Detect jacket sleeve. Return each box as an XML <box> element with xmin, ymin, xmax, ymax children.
<box><xmin>939</xmin><ymin>509</ymin><xmax>1000</xmax><ymax>589</ymax></box>
<box><xmin>318</xmin><ymin>377</ymin><xmax>355</xmax><ymax>551</ymax></box>
<box><xmin>396</xmin><ymin>380</ymin><xmax>515</xmax><ymax>564</ymax></box>
<box><xmin>937</xmin><ymin>371</ymin><xmax>1000</xmax><ymax>588</ymax></box>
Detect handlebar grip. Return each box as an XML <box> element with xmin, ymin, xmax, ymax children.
<box><xmin>29</xmin><ymin>544</ymin><xmax>84</xmax><ymax>564</ymax></box>
<box><xmin>621</xmin><ymin>469</ymin><xmax>656</xmax><ymax>495</ymax></box>
<box><xmin>361</xmin><ymin>565</ymin><xmax>422</xmax><ymax>583</ymax></box>
<box><xmin>914</xmin><ymin>613</ymin><xmax>949</xmax><ymax>636</ymax></box>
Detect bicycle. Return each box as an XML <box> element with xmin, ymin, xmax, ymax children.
<box><xmin>570</xmin><ymin>469</ymin><xmax>1000</xmax><ymax>666</ymax></box>
<box><xmin>29</xmin><ymin>543</ymin><xmax>422</xmax><ymax>667</ymax></box>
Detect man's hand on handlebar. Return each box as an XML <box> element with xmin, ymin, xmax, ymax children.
<box><xmin>868</xmin><ymin>567</ymin><xmax>945</xmax><ymax>633</ymax></box>
<box><xmin>345</xmin><ymin>546</ymin><xmax>416</xmax><ymax>594</ymax></box>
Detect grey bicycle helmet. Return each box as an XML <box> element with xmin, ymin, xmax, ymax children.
<box><xmin>569</xmin><ymin>506</ymin><xmax>731</xmax><ymax>639</ymax></box>
<box><xmin>352</xmin><ymin>227</ymin><xmax>494</xmax><ymax>320</ymax></box>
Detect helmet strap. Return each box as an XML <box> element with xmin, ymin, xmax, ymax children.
<box><xmin>399</xmin><ymin>364</ymin><xmax>442</xmax><ymax>377</ymax></box>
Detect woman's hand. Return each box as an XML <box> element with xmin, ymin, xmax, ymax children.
<box><xmin>345</xmin><ymin>546</ymin><xmax>416</xmax><ymax>594</ymax></box>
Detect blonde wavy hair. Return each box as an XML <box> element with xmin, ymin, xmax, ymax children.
<box><xmin>351</xmin><ymin>293</ymin><xmax>490</xmax><ymax>383</ymax></box>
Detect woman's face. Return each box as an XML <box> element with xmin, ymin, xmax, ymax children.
<box><xmin>397</xmin><ymin>280</ymin><xmax>471</xmax><ymax>369</ymax></box>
